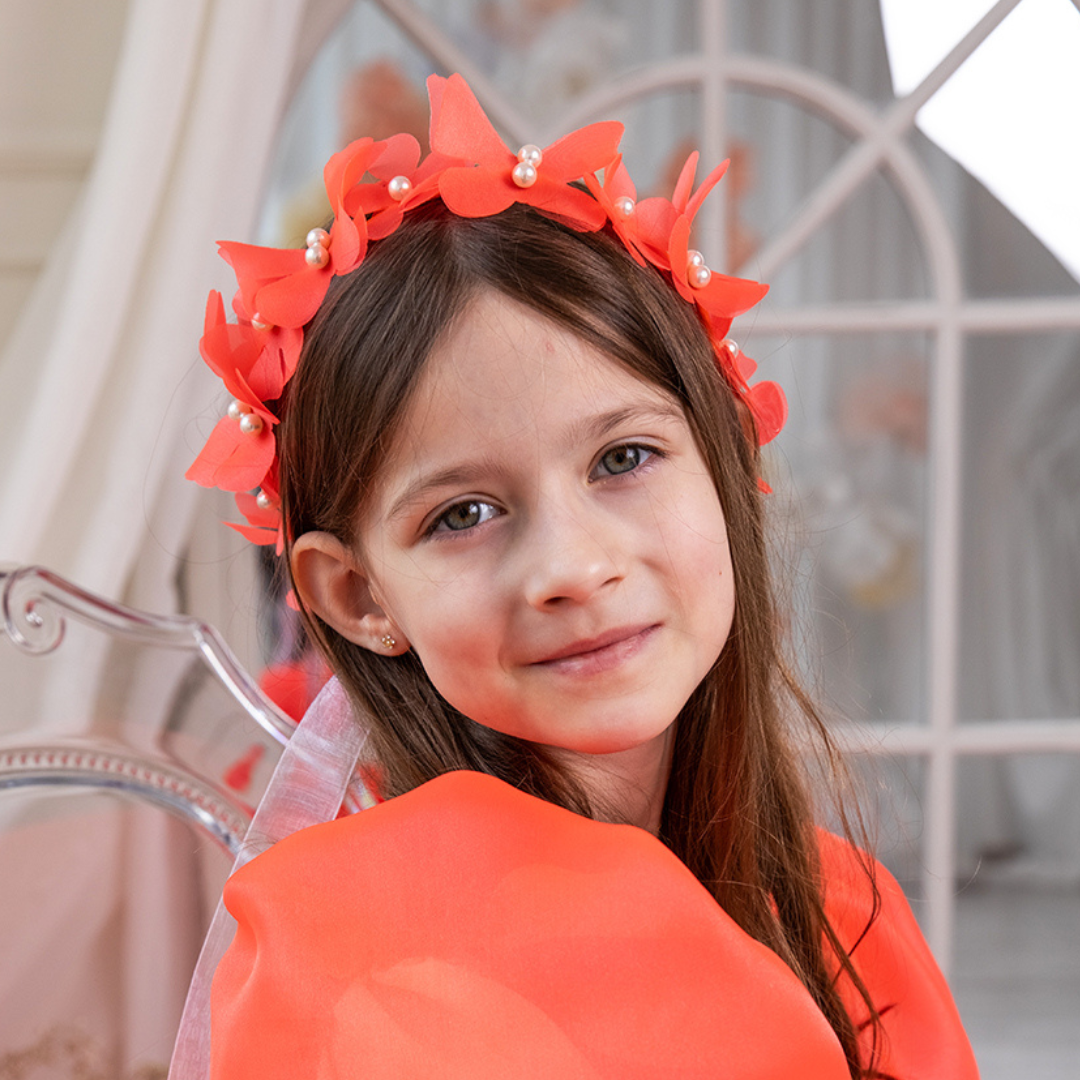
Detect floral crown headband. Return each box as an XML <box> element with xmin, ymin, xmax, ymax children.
<box><xmin>187</xmin><ymin>73</ymin><xmax>786</xmax><ymax>552</ymax></box>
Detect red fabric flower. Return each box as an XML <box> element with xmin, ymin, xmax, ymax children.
<box><xmin>216</xmin><ymin>242</ymin><xmax>328</xmax><ymax>331</ymax></box>
<box><xmin>185</xmin><ymin>394</ymin><xmax>276</xmax><ymax>494</ymax></box>
<box><xmin>187</xmin><ymin>291</ymin><xmax>278</xmax><ymax>492</ymax></box>
<box><xmin>217</xmin><ymin>137</ymin><xmax>388</xmax><ymax>329</ymax></box>
<box><xmin>345</xmin><ymin>135</ymin><xmax>464</xmax><ymax>241</ymax></box>
<box><xmin>226</xmin><ymin>290</ymin><xmax>304</xmax><ymax>395</ymax></box>
<box><xmin>711</xmin><ymin>337</ymin><xmax>788</xmax><ymax>447</ymax></box>
<box><xmin>429</xmin><ymin>73</ymin><xmax>622</xmax><ymax>231</ymax></box>
<box><xmin>633</xmin><ymin>152</ymin><xmax>729</xmax><ymax>270</ymax></box>
<box><xmin>667</xmin><ymin>216</ymin><xmax>768</xmax><ymax>329</ymax></box>
<box><xmin>746</xmin><ymin>380</ymin><xmax>787</xmax><ymax>446</ymax></box>
<box><xmin>583</xmin><ymin>154</ymin><xmax>646</xmax><ymax>266</ymax></box>
<box><xmin>229</xmin><ymin>491</ymin><xmax>284</xmax><ymax>550</ymax></box>
<box><xmin>199</xmin><ymin>290</ymin><xmax>301</xmax><ymax>404</ymax></box>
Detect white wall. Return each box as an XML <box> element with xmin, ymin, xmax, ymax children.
<box><xmin>0</xmin><ymin>0</ymin><xmax>129</xmax><ymax>352</ymax></box>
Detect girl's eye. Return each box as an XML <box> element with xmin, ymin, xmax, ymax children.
<box><xmin>595</xmin><ymin>444</ymin><xmax>654</xmax><ymax>477</ymax></box>
<box><xmin>430</xmin><ymin>500</ymin><xmax>499</xmax><ymax>534</ymax></box>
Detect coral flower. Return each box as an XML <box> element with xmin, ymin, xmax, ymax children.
<box><xmin>666</xmin><ymin>215</ymin><xmax>768</xmax><ymax>330</ymax></box>
<box><xmin>711</xmin><ymin>338</ymin><xmax>787</xmax><ymax>447</ymax></box>
<box><xmin>217</xmin><ymin>135</ymin><xmax>386</xmax><ymax>329</ymax></box>
<box><xmin>199</xmin><ymin>290</ymin><xmax>300</xmax><ymax>404</ymax></box>
<box><xmin>583</xmin><ymin>154</ymin><xmax>646</xmax><ymax>265</ymax></box>
<box><xmin>185</xmin><ymin>387</ymin><xmax>276</xmax><ymax>494</ymax></box>
<box><xmin>632</xmin><ymin>152</ymin><xmax>730</xmax><ymax>269</ymax></box>
<box><xmin>429</xmin><ymin>73</ymin><xmax>622</xmax><ymax>231</ymax></box>
<box><xmin>230</xmin><ymin>491</ymin><xmax>284</xmax><ymax>550</ymax></box>
<box><xmin>187</xmin><ymin>293</ymin><xmax>278</xmax><ymax>492</ymax></box>
<box><xmin>345</xmin><ymin>134</ymin><xmax>465</xmax><ymax>240</ymax></box>
<box><xmin>746</xmin><ymin>380</ymin><xmax>788</xmax><ymax>445</ymax></box>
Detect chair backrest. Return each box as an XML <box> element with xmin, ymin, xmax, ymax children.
<box><xmin>0</xmin><ymin>564</ymin><xmax>298</xmax><ymax>855</ymax></box>
<box><xmin>0</xmin><ymin>742</ymin><xmax>251</xmax><ymax>856</ymax></box>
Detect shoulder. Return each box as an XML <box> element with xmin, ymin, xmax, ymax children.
<box><xmin>224</xmin><ymin>770</ymin><xmax>664</xmax><ymax>911</ymax></box>
<box><xmin>816</xmin><ymin>829</ymin><xmax>981</xmax><ymax>1080</ymax></box>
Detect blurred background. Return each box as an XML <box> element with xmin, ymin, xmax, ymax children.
<box><xmin>1</xmin><ymin>0</ymin><xmax>1078</xmax><ymax>1076</ymax></box>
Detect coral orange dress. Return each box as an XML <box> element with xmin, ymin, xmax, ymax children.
<box><xmin>211</xmin><ymin>771</ymin><xmax>978</xmax><ymax>1079</ymax></box>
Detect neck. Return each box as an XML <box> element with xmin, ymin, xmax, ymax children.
<box><xmin>551</xmin><ymin>724</ymin><xmax>676</xmax><ymax>835</ymax></box>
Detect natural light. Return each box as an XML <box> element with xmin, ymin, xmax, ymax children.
<box><xmin>879</xmin><ymin>0</ymin><xmax>1080</xmax><ymax>282</ymax></box>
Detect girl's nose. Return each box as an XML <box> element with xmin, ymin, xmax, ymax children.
<box><xmin>520</xmin><ymin>507</ymin><xmax>625</xmax><ymax>609</ymax></box>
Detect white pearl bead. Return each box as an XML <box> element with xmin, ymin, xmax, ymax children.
<box><xmin>256</xmin><ymin>490</ymin><xmax>272</xmax><ymax>510</ymax></box>
<box><xmin>689</xmin><ymin>264</ymin><xmax>713</xmax><ymax>289</ymax></box>
<box><xmin>227</xmin><ymin>399</ymin><xmax>251</xmax><ymax>420</ymax></box>
<box><xmin>306</xmin><ymin>227</ymin><xmax>330</xmax><ymax>249</ymax></box>
<box><xmin>687</xmin><ymin>249</ymin><xmax>706</xmax><ymax>268</ymax></box>
<box><xmin>511</xmin><ymin>161</ymin><xmax>538</xmax><ymax>188</ymax></box>
<box><xmin>517</xmin><ymin>144</ymin><xmax>543</xmax><ymax>167</ymax></box>
<box><xmin>387</xmin><ymin>175</ymin><xmax>412</xmax><ymax>201</ymax></box>
<box><xmin>305</xmin><ymin>244</ymin><xmax>330</xmax><ymax>268</ymax></box>
<box><xmin>613</xmin><ymin>196</ymin><xmax>635</xmax><ymax>218</ymax></box>
<box><xmin>720</xmin><ymin>338</ymin><xmax>740</xmax><ymax>360</ymax></box>
<box><xmin>239</xmin><ymin>413</ymin><xmax>264</xmax><ymax>435</ymax></box>
<box><xmin>251</xmin><ymin>313</ymin><xmax>270</xmax><ymax>331</ymax></box>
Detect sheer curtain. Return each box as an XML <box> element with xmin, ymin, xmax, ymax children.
<box><xmin>0</xmin><ymin>0</ymin><xmax>350</xmax><ymax>1071</ymax></box>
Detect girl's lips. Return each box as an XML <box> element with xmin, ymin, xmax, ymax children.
<box><xmin>531</xmin><ymin>624</ymin><xmax>659</xmax><ymax>675</ymax></box>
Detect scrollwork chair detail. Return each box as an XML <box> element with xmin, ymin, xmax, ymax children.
<box><xmin>0</xmin><ymin>564</ymin><xmax>301</xmax><ymax>856</ymax></box>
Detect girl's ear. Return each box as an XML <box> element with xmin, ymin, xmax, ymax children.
<box><xmin>290</xmin><ymin>532</ymin><xmax>409</xmax><ymax>655</ymax></box>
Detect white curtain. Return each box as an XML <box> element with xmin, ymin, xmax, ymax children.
<box><xmin>0</xmin><ymin>0</ymin><xmax>350</xmax><ymax>1071</ymax></box>
<box><xmin>0</xmin><ymin>0</ymin><xmax>322</xmax><ymax>608</ymax></box>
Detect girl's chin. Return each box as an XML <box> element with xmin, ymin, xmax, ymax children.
<box><xmin>455</xmin><ymin>686</ymin><xmax>682</xmax><ymax>756</ymax></box>
<box><xmin>504</xmin><ymin>717</ymin><xmax>676</xmax><ymax>758</ymax></box>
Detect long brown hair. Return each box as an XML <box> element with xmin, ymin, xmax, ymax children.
<box><xmin>280</xmin><ymin>201</ymin><xmax>884</xmax><ymax>1078</ymax></box>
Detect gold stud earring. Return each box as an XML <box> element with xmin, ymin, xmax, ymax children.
<box><xmin>380</xmin><ymin>633</ymin><xmax>397</xmax><ymax>650</ymax></box>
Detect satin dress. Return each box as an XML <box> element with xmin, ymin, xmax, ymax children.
<box><xmin>211</xmin><ymin>771</ymin><xmax>979</xmax><ymax>1079</ymax></box>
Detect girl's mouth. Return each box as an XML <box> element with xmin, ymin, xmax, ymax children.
<box><xmin>532</xmin><ymin>624</ymin><xmax>659</xmax><ymax>675</ymax></box>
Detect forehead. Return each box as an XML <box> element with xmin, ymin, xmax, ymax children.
<box><xmin>394</xmin><ymin>290</ymin><xmax>677</xmax><ymax>451</ymax></box>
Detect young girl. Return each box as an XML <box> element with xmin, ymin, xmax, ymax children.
<box><xmin>181</xmin><ymin>74</ymin><xmax>978</xmax><ymax>1079</ymax></box>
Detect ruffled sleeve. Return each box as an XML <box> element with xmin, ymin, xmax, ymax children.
<box><xmin>212</xmin><ymin>771</ymin><xmax>850</xmax><ymax>1080</ymax></box>
<box><xmin>819</xmin><ymin>830</ymin><xmax>981</xmax><ymax>1078</ymax></box>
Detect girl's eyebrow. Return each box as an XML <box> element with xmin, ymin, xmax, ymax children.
<box><xmin>387</xmin><ymin>401</ymin><xmax>685</xmax><ymax>523</ymax></box>
<box><xmin>566</xmin><ymin>401</ymin><xmax>686</xmax><ymax>447</ymax></box>
<box><xmin>387</xmin><ymin>457</ymin><xmax>509</xmax><ymax>523</ymax></box>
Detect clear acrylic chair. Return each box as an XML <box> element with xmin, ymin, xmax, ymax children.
<box><xmin>0</xmin><ymin>564</ymin><xmax>308</xmax><ymax>1076</ymax></box>
<box><xmin>0</xmin><ymin>564</ymin><xmax>298</xmax><ymax>855</ymax></box>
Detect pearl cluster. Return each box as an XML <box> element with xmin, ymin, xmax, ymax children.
<box><xmin>228</xmin><ymin>398</ymin><xmax>263</xmax><ymax>435</ymax></box>
<box><xmin>687</xmin><ymin>248</ymin><xmax>712</xmax><ymax>289</ymax></box>
<box><xmin>511</xmin><ymin>144</ymin><xmax>543</xmax><ymax>188</ymax></box>
<box><xmin>304</xmin><ymin>226</ymin><xmax>330</xmax><ymax>268</ymax></box>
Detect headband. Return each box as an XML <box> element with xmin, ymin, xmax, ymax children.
<box><xmin>186</xmin><ymin>73</ymin><xmax>786</xmax><ymax>551</ymax></box>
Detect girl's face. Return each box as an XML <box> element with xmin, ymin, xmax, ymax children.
<box><xmin>359</xmin><ymin>290</ymin><xmax>735</xmax><ymax>757</ymax></box>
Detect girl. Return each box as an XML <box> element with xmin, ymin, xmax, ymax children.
<box><xmin>181</xmin><ymin>74</ymin><xmax>978</xmax><ymax>1079</ymax></box>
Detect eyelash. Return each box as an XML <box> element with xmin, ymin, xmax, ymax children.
<box><xmin>424</xmin><ymin>442</ymin><xmax>663</xmax><ymax>537</ymax></box>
